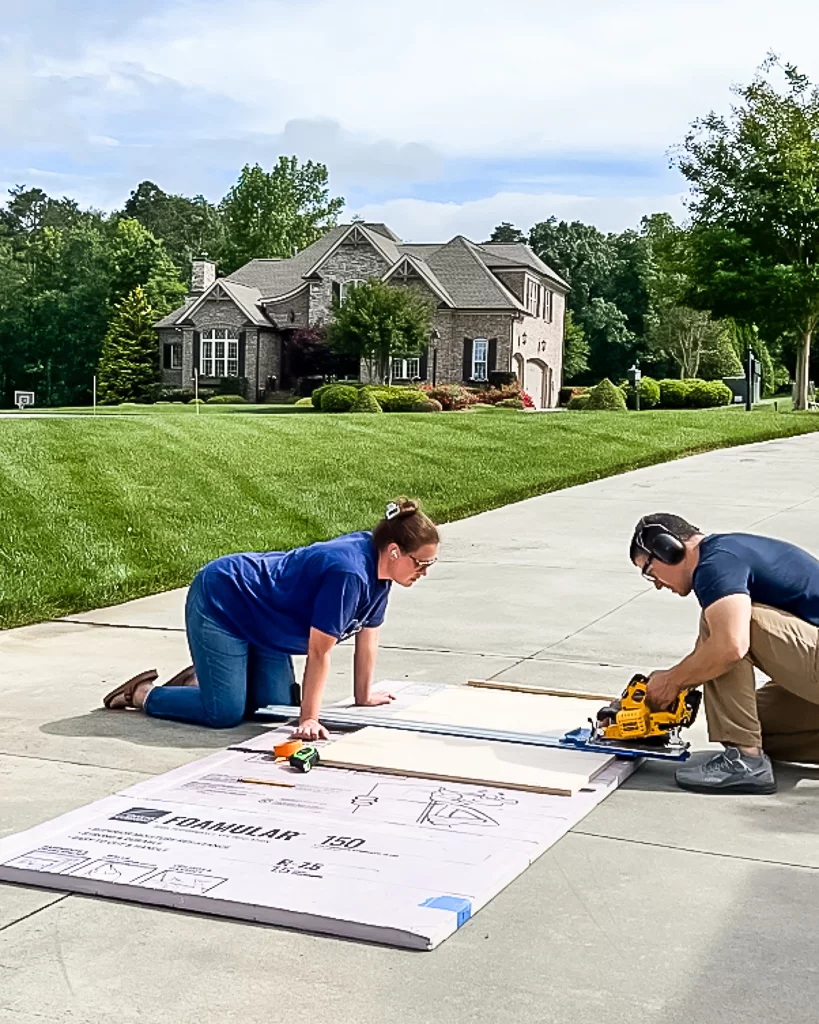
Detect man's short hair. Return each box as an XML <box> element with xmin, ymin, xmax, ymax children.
<box><xmin>629</xmin><ymin>513</ymin><xmax>700</xmax><ymax>563</ymax></box>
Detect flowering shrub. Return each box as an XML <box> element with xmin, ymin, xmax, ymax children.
<box><xmin>420</xmin><ymin>384</ymin><xmax>476</xmax><ymax>410</ymax></box>
<box><xmin>521</xmin><ymin>390</ymin><xmax>535</xmax><ymax>409</ymax></box>
<box><xmin>471</xmin><ymin>381</ymin><xmax>523</xmax><ymax>406</ymax></box>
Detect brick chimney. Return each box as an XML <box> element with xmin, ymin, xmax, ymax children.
<box><xmin>190</xmin><ymin>257</ymin><xmax>216</xmax><ymax>295</ymax></box>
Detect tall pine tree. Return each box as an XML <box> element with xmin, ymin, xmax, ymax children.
<box><xmin>97</xmin><ymin>286</ymin><xmax>159</xmax><ymax>403</ymax></box>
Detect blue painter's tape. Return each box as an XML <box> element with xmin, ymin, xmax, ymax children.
<box><xmin>420</xmin><ymin>895</ymin><xmax>472</xmax><ymax>928</ymax></box>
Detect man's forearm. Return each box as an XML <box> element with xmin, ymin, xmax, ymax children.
<box><xmin>666</xmin><ymin>638</ymin><xmax>746</xmax><ymax>691</ymax></box>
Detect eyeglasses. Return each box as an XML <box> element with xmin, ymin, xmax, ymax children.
<box><xmin>406</xmin><ymin>552</ymin><xmax>438</xmax><ymax>570</ymax></box>
<box><xmin>641</xmin><ymin>556</ymin><xmax>656</xmax><ymax>581</ymax></box>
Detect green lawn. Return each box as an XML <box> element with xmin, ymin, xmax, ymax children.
<box><xmin>1</xmin><ymin>404</ymin><xmax>817</xmax><ymax>629</ymax></box>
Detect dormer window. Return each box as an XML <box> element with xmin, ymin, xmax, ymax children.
<box><xmin>526</xmin><ymin>278</ymin><xmax>540</xmax><ymax>317</ymax></box>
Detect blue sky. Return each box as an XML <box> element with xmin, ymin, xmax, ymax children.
<box><xmin>1</xmin><ymin>0</ymin><xmax>817</xmax><ymax>241</ymax></box>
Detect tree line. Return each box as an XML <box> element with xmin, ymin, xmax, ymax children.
<box><xmin>1</xmin><ymin>57</ymin><xmax>817</xmax><ymax>408</ymax></box>
<box><xmin>0</xmin><ymin>159</ymin><xmax>342</xmax><ymax>406</ymax></box>
<box><xmin>492</xmin><ymin>56</ymin><xmax>819</xmax><ymax>409</ymax></box>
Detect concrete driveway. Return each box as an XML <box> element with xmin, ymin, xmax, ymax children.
<box><xmin>2</xmin><ymin>432</ymin><xmax>818</xmax><ymax>1024</ymax></box>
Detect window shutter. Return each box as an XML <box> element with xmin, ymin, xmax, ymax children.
<box><xmin>462</xmin><ymin>338</ymin><xmax>472</xmax><ymax>382</ymax></box>
<box><xmin>163</xmin><ymin>344</ymin><xmax>171</xmax><ymax>370</ymax></box>
<box><xmin>419</xmin><ymin>346</ymin><xmax>428</xmax><ymax>380</ymax></box>
<box><xmin>238</xmin><ymin>331</ymin><xmax>246</xmax><ymax>378</ymax></box>
<box><xmin>488</xmin><ymin>338</ymin><xmax>498</xmax><ymax>372</ymax></box>
<box><xmin>192</xmin><ymin>331</ymin><xmax>201</xmax><ymax>377</ymax></box>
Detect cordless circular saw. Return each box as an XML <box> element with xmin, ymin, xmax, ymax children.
<box><xmin>593</xmin><ymin>673</ymin><xmax>701</xmax><ymax>748</ymax></box>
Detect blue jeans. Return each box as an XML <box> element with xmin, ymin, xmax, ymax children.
<box><xmin>144</xmin><ymin>572</ymin><xmax>298</xmax><ymax>729</ymax></box>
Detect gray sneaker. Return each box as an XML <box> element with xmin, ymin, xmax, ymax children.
<box><xmin>675</xmin><ymin>747</ymin><xmax>777</xmax><ymax>794</ymax></box>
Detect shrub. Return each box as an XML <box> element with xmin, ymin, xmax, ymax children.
<box><xmin>473</xmin><ymin>382</ymin><xmax>523</xmax><ymax>406</ymax></box>
<box><xmin>416</xmin><ymin>398</ymin><xmax>443</xmax><ymax>412</ymax></box>
<box><xmin>206</xmin><ymin>394</ymin><xmax>248</xmax><ymax>404</ymax></box>
<box><xmin>567</xmin><ymin>392</ymin><xmax>591</xmax><ymax>410</ymax></box>
<box><xmin>559</xmin><ymin>386</ymin><xmax>587</xmax><ymax>406</ymax></box>
<box><xmin>496</xmin><ymin>397</ymin><xmax>524</xmax><ymax>409</ymax></box>
<box><xmin>521</xmin><ymin>391</ymin><xmax>535</xmax><ymax>410</ymax></box>
<box><xmin>294</xmin><ymin>396</ymin><xmax>315</xmax><ymax>407</ymax></box>
<box><xmin>319</xmin><ymin>384</ymin><xmax>359</xmax><ymax>412</ymax></box>
<box><xmin>189</xmin><ymin>398</ymin><xmax>205</xmax><ymax>406</ymax></box>
<box><xmin>350</xmin><ymin>388</ymin><xmax>384</xmax><ymax>413</ymax></box>
<box><xmin>659</xmin><ymin>379</ymin><xmax>690</xmax><ymax>408</ymax></box>
<box><xmin>687</xmin><ymin>379</ymin><xmax>733</xmax><ymax>408</ymax></box>
<box><xmin>379</xmin><ymin>388</ymin><xmax>428</xmax><ymax>412</ymax></box>
<box><xmin>421</xmin><ymin>384</ymin><xmax>477</xmax><ymax>410</ymax></box>
<box><xmin>488</xmin><ymin>371</ymin><xmax>517</xmax><ymax>388</ymax></box>
<box><xmin>637</xmin><ymin>376</ymin><xmax>661</xmax><ymax>408</ymax></box>
<box><xmin>311</xmin><ymin>384</ymin><xmax>332</xmax><ymax>409</ymax></box>
<box><xmin>159</xmin><ymin>388</ymin><xmax>195</xmax><ymax>403</ymax></box>
<box><xmin>217</xmin><ymin>376</ymin><xmax>249</xmax><ymax>399</ymax></box>
<box><xmin>587</xmin><ymin>378</ymin><xmax>628</xmax><ymax>411</ymax></box>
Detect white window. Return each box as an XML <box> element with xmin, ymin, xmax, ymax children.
<box><xmin>526</xmin><ymin>278</ymin><xmax>540</xmax><ymax>317</ymax></box>
<box><xmin>340</xmin><ymin>279</ymin><xmax>366</xmax><ymax>304</ymax></box>
<box><xmin>200</xmin><ymin>327</ymin><xmax>239</xmax><ymax>378</ymax></box>
<box><xmin>472</xmin><ymin>338</ymin><xmax>488</xmax><ymax>381</ymax></box>
<box><xmin>544</xmin><ymin>289</ymin><xmax>554</xmax><ymax>323</ymax></box>
<box><xmin>391</xmin><ymin>356</ymin><xmax>421</xmax><ymax>380</ymax></box>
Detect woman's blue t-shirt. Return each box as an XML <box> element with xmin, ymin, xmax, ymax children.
<box><xmin>198</xmin><ymin>531</ymin><xmax>391</xmax><ymax>654</ymax></box>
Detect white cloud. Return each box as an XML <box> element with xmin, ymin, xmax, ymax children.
<box><xmin>58</xmin><ymin>0</ymin><xmax>819</xmax><ymax>156</ymax></box>
<box><xmin>350</xmin><ymin>190</ymin><xmax>688</xmax><ymax>241</ymax></box>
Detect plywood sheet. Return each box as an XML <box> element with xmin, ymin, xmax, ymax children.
<box><xmin>321</xmin><ymin>726</ymin><xmax>614</xmax><ymax>796</ymax></box>
<box><xmin>380</xmin><ymin>686</ymin><xmax>603</xmax><ymax>736</ymax></box>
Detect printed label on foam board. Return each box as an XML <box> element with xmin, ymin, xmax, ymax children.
<box><xmin>0</xmin><ymin>688</ymin><xmax>637</xmax><ymax>949</ymax></box>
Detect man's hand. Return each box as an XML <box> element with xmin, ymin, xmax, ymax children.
<box><xmin>645</xmin><ymin>671</ymin><xmax>682</xmax><ymax>711</ymax></box>
<box><xmin>292</xmin><ymin>718</ymin><xmax>329</xmax><ymax>741</ymax></box>
<box><xmin>355</xmin><ymin>690</ymin><xmax>396</xmax><ymax>708</ymax></box>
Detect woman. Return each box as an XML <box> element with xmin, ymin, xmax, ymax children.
<box><xmin>102</xmin><ymin>499</ymin><xmax>439</xmax><ymax>740</ymax></box>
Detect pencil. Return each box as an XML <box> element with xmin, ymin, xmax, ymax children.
<box><xmin>238</xmin><ymin>777</ymin><xmax>295</xmax><ymax>789</ymax></box>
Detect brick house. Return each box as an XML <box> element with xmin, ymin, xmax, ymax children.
<box><xmin>156</xmin><ymin>222</ymin><xmax>568</xmax><ymax>409</ymax></box>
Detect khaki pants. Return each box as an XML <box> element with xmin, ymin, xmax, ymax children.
<box><xmin>700</xmin><ymin>604</ymin><xmax>819</xmax><ymax>761</ymax></box>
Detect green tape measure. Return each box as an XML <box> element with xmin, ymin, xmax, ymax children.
<box><xmin>288</xmin><ymin>746</ymin><xmax>320</xmax><ymax>772</ymax></box>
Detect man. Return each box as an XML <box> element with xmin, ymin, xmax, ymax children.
<box><xmin>630</xmin><ymin>513</ymin><xmax>819</xmax><ymax>794</ymax></box>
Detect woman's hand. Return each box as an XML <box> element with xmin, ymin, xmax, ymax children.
<box><xmin>292</xmin><ymin>718</ymin><xmax>329</xmax><ymax>741</ymax></box>
<box><xmin>355</xmin><ymin>690</ymin><xmax>396</xmax><ymax>708</ymax></box>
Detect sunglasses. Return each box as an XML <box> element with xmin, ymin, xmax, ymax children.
<box><xmin>641</xmin><ymin>555</ymin><xmax>656</xmax><ymax>581</ymax></box>
<box><xmin>406</xmin><ymin>552</ymin><xmax>438</xmax><ymax>570</ymax></box>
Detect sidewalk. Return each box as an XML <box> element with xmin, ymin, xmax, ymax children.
<box><xmin>2</xmin><ymin>433</ymin><xmax>818</xmax><ymax>1024</ymax></box>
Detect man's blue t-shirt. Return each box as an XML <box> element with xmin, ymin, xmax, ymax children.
<box><xmin>693</xmin><ymin>533</ymin><xmax>819</xmax><ymax>626</ymax></box>
<box><xmin>198</xmin><ymin>531</ymin><xmax>391</xmax><ymax>654</ymax></box>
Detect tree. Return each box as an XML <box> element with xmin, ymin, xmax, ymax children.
<box><xmin>562</xmin><ymin>310</ymin><xmax>589</xmax><ymax>381</ymax></box>
<box><xmin>219</xmin><ymin>157</ymin><xmax>344</xmax><ymax>273</ymax></box>
<box><xmin>486</xmin><ymin>222</ymin><xmax>526</xmax><ymax>244</ymax></box>
<box><xmin>108</xmin><ymin>218</ymin><xmax>186</xmax><ymax>315</ymax></box>
<box><xmin>676</xmin><ymin>57</ymin><xmax>819</xmax><ymax>409</ymax></box>
<box><xmin>97</xmin><ymin>287</ymin><xmax>160</xmax><ymax>403</ymax></box>
<box><xmin>528</xmin><ymin>217</ymin><xmax>640</xmax><ymax>382</ymax></box>
<box><xmin>646</xmin><ymin>305</ymin><xmax>736</xmax><ymax>378</ymax></box>
<box><xmin>327</xmin><ymin>281</ymin><xmax>432</xmax><ymax>383</ymax></box>
<box><xmin>122</xmin><ymin>181</ymin><xmax>224</xmax><ymax>279</ymax></box>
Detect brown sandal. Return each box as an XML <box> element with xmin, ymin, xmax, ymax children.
<box><xmin>162</xmin><ymin>664</ymin><xmax>197</xmax><ymax>688</ymax></box>
<box><xmin>102</xmin><ymin>669</ymin><xmax>159</xmax><ymax>709</ymax></box>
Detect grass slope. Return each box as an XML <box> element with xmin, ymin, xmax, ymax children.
<box><xmin>1</xmin><ymin>406</ymin><xmax>817</xmax><ymax>628</ymax></box>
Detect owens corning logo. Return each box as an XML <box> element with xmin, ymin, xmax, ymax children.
<box><xmin>110</xmin><ymin>807</ymin><xmax>172</xmax><ymax>824</ymax></box>
<box><xmin>161</xmin><ymin>815</ymin><xmax>302</xmax><ymax>841</ymax></box>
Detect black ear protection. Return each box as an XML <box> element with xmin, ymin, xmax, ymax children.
<box><xmin>635</xmin><ymin>520</ymin><xmax>688</xmax><ymax>565</ymax></box>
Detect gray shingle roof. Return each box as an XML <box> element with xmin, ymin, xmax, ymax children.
<box><xmin>477</xmin><ymin>243</ymin><xmax>569</xmax><ymax>289</ymax></box>
<box><xmin>155</xmin><ymin>224</ymin><xmax>566</xmax><ymax>329</ymax></box>
<box><xmin>423</xmin><ymin>237</ymin><xmax>526</xmax><ymax>311</ymax></box>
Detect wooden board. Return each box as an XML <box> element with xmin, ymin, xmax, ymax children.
<box><xmin>467</xmin><ymin>679</ymin><xmax>617</xmax><ymax>701</ymax></box>
<box><xmin>380</xmin><ymin>685</ymin><xmax>604</xmax><ymax>736</ymax></box>
<box><xmin>321</xmin><ymin>727</ymin><xmax>615</xmax><ymax>797</ymax></box>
